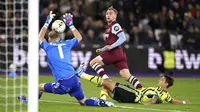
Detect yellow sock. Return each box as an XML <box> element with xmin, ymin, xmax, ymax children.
<box><xmin>81</xmin><ymin>73</ymin><xmax>103</xmax><ymax>87</ymax></box>
<box><xmin>100</xmin><ymin>89</ymin><xmax>108</xmax><ymax>100</ymax></box>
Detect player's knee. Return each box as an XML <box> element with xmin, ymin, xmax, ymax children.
<box><xmin>89</xmin><ymin>59</ymin><xmax>96</xmax><ymax>67</ymax></box>
<box><xmin>39</xmin><ymin>83</ymin><xmax>45</xmax><ymax>92</ymax></box>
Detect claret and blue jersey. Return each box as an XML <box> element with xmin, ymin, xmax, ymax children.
<box><xmin>40</xmin><ymin>38</ymin><xmax>79</xmax><ymax>81</ymax></box>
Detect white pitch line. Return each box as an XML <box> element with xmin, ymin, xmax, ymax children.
<box><xmin>40</xmin><ymin>100</ymin><xmax>188</xmax><ymax>112</ymax></box>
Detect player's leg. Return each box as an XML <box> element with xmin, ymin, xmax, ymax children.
<box><xmin>114</xmin><ymin>61</ymin><xmax>143</xmax><ymax>89</ymax></box>
<box><xmin>89</xmin><ymin>55</ymin><xmax>110</xmax><ymax>100</ymax></box>
<box><xmin>89</xmin><ymin>54</ymin><xmax>110</xmax><ymax>79</ymax></box>
<box><xmin>77</xmin><ymin>68</ymin><xmax>116</xmax><ymax>97</ymax></box>
<box><xmin>90</xmin><ymin>52</ymin><xmax>119</xmax><ymax>99</ymax></box>
<box><xmin>38</xmin><ymin>83</ymin><xmax>45</xmax><ymax>99</ymax></box>
<box><xmin>69</xmin><ymin>76</ymin><xmax>114</xmax><ymax>107</ymax></box>
<box><xmin>119</xmin><ymin>69</ymin><xmax>143</xmax><ymax>89</ymax></box>
<box><xmin>78</xmin><ymin>97</ymin><xmax>114</xmax><ymax>107</ymax></box>
<box><xmin>100</xmin><ymin>87</ymin><xmax>109</xmax><ymax>100</ymax></box>
<box><xmin>38</xmin><ymin>82</ymin><xmax>57</xmax><ymax>98</ymax></box>
<box><xmin>18</xmin><ymin>82</ymin><xmax>54</xmax><ymax>103</ymax></box>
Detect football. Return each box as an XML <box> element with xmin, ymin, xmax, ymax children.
<box><xmin>51</xmin><ymin>20</ymin><xmax>66</xmax><ymax>33</ymax></box>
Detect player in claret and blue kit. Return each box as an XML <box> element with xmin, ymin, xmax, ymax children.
<box><xmin>89</xmin><ymin>6</ymin><xmax>143</xmax><ymax>100</ymax></box>
<box><xmin>18</xmin><ymin>11</ymin><xmax>114</xmax><ymax>107</ymax></box>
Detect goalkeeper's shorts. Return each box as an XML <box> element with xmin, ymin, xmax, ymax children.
<box><xmin>44</xmin><ymin>75</ymin><xmax>84</xmax><ymax>100</ymax></box>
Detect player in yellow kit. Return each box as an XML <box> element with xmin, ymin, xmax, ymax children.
<box><xmin>77</xmin><ymin>63</ymin><xmax>190</xmax><ymax>104</ymax></box>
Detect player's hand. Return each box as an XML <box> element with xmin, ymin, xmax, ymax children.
<box><xmin>96</xmin><ymin>48</ymin><xmax>103</xmax><ymax>54</ymax></box>
<box><xmin>63</xmin><ymin>13</ymin><xmax>74</xmax><ymax>29</ymax></box>
<box><xmin>183</xmin><ymin>100</ymin><xmax>191</xmax><ymax>104</ymax></box>
<box><xmin>104</xmin><ymin>45</ymin><xmax>112</xmax><ymax>51</ymax></box>
<box><xmin>44</xmin><ymin>11</ymin><xmax>56</xmax><ymax>28</ymax></box>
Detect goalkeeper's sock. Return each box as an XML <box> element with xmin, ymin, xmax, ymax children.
<box><xmin>84</xmin><ymin>98</ymin><xmax>114</xmax><ymax>107</ymax></box>
<box><xmin>84</xmin><ymin>99</ymin><xmax>99</xmax><ymax>106</ymax></box>
<box><xmin>38</xmin><ymin>92</ymin><xmax>43</xmax><ymax>99</ymax></box>
<box><xmin>100</xmin><ymin>89</ymin><xmax>109</xmax><ymax>100</ymax></box>
<box><xmin>81</xmin><ymin>73</ymin><xmax>103</xmax><ymax>87</ymax></box>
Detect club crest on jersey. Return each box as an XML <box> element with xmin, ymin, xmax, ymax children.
<box><xmin>114</xmin><ymin>26</ymin><xmax>119</xmax><ymax>31</ymax></box>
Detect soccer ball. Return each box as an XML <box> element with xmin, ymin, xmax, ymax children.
<box><xmin>51</xmin><ymin>20</ymin><xmax>66</xmax><ymax>33</ymax></box>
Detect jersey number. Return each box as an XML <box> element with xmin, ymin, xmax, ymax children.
<box><xmin>58</xmin><ymin>45</ymin><xmax>64</xmax><ymax>59</ymax></box>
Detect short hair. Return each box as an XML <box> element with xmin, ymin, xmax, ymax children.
<box><xmin>164</xmin><ymin>75</ymin><xmax>174</xmax><ymax>88</ymax></box>
<box><xmin>107</xmin><ymin>6</ymin><xmax>118</xmax><ymax>15</ymax></box>
<box><xmin>48</xmin><ymin>31</ymin><xmax>60</xmax><ymax>41</ymax></box>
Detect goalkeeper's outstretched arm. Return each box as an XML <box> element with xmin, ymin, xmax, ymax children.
<box><xmin>39</xmin><ymin>26</ymin><xmax>47</xmax><ymax>44</ymax></box>
<box><xmin>39</xmin><ymin>11</ymin><xmax>55</xmax><ymax>44</ymax></box>
<box><xmin>71</xmin><ymin>28</ymin><xmax>82</xmax><ymax>43</ymax></box>
<box><xmin>63</xmin><ymin>13</ymin><xmax>82</xmax><ymax>43</ymax></box>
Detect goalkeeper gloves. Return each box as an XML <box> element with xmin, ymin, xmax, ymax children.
<box><xmin>44</xmin><ymin>11</ymin><xmax>56</xmax><ymax>28</ymax></box>
<box><xmin>63</xmin><ymin>13</ymin><xmax>75</xmax><ymax>30</ymax></box>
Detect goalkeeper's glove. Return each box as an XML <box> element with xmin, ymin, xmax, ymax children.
<box><xmin>44</xmin><ymin>11</ymin><xmax>55</xmax><ymax>28</ymax></box>
<box><xmin>63</xmin><ymin>13</ymin><xmax>75</xmax><ymax>30</ymax></box>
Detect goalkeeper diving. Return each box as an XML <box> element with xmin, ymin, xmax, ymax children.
<box><xmin>18</xmin><ymin>11</ymin><xmax>114</xmax><ymax>107</ymax></box>
<box><xmin>77</xmin><ymin>63</ymin><xmax>191</xmax><ymax>104</ymax></box>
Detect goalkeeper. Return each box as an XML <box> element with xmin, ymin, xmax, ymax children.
<box><xmin>77</xmin><ymin>63</ymin><xmax>191</xmax><ymax>104</ymax></box>
<box><xmin>18</xmin><ymin>11</ymin><xmax>114</xmax><ymax>107</ymax></box>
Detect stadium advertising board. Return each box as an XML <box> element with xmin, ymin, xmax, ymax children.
<box><xmin>13</xmin><ymin>45</ymin><xmax>200</xmax><ymax>75</ymax></box>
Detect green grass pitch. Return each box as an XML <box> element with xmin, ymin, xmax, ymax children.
<box><xmin>0</xmin><ymin>75</ymin><xmax>200</xmax><ymax>112</ymax></box>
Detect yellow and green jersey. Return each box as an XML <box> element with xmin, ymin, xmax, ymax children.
<box><xmin>134</xmin><ymin>87</ymin><xmax>172</xmax><ymax>103</ymax></box>
<box><xmin>112</xmin><ymin>83</ymin><xmax>172</xmax><ymax>104</ymax></box>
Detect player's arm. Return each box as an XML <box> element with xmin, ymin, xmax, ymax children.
<box><xmin>101</xmin><ymin>24</ymin><xmax>126</xmax><ymax>51</ymax></box>
<box><xmin>63</xmin><ymin>13</ymin><xmax>82</xmax><ymax>43</ymax></box>
<box><xmin>141</xmin><ymin>95</ymin><xmax>159</xmax><ymax>105</ymax></box>
<box><xmin>110</xmin><ymin>32</ymin><xmax>126</xmax><ymax>48</ymax></box>
<box><xmin>71</xmin><ymin>29</ymin><xmax>82</xmax><ymax>43</ymax></box>
<box><xmin>39</xmin><ymin>11</ymin><xmax>55</xmax><ymax>44</ymax></box>
<box><xmin>163</xmin><ymin>93</ymin><xmax>190</xmax><ymax>104</ymax></box>
<box><xmin>170</xmin><ymin>99</ymin><xmax>190</xmax><ymax>104</ymax></box>
<box><xmin>110</xmin><ymin>23</ymin><xmax>126</xmax><ymax>49</ymax></box>
<box><xmin>101</xmin><ymin>32</ymin><xmax>126</xmax><ymax>51</ymax></box>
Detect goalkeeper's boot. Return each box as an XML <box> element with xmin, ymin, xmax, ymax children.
<box><xmin>18</xmin><ymin>95</ymin><xmax>28</xmax><ymax>103</ymax></box>
<box><xmin>76</xmin><ymin>62</ymin><xmax>85</xmax><ymax>78</ymax></box>
<box><xmin>98</xmin><ymin>99</ymin><xmax>115</xmax><ymax>107</ymax></box>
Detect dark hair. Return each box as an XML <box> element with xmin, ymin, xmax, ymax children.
<box><xmin>107</xmin><ymin>6</ymin><xmax>118</xmax><ymax>15</ymax></box>
<box><xmin>164</xmin><ymin>75</ymin><xmax>174</xmax><ymax>88</ymax></box>
<box><xmin>48</xmin><ymin>31</ymin><xmax>60</xmax><ymax>41</ymax></box>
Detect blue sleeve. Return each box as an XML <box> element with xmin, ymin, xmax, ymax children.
<box><xmin>68</xmin><ymin>38</ymin><xmax>79</xmax><ymax>48</ymax></box>
<box><xmin>111</xmin><ymin>32</ymin><xmax>126</xmax><ymax>49</ymax></box>
<box><xmin>40</xmin><ymin>40</ymin><xmax>49</xmax><ymax>50</ymax></box>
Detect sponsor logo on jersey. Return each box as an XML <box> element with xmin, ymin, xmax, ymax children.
<box><xmin>114</xmin><ymin>26</ymin><xmax>119</xmax><ymax>31</ymax></box>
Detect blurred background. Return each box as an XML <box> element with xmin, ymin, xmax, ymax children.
<box><xmin>38</xmin><ymin>0</ymin><xmax>200</xmax><ymax>76</ymax></box>
<box><xmin>38</xmin><ymin>0</ymin><xmax>200</xmax><ymax>50</ymax></box>
<box><xmin>1</xmin><ymin>0</ymin><xmax>200</xmax><ymax>76</ymax></box>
